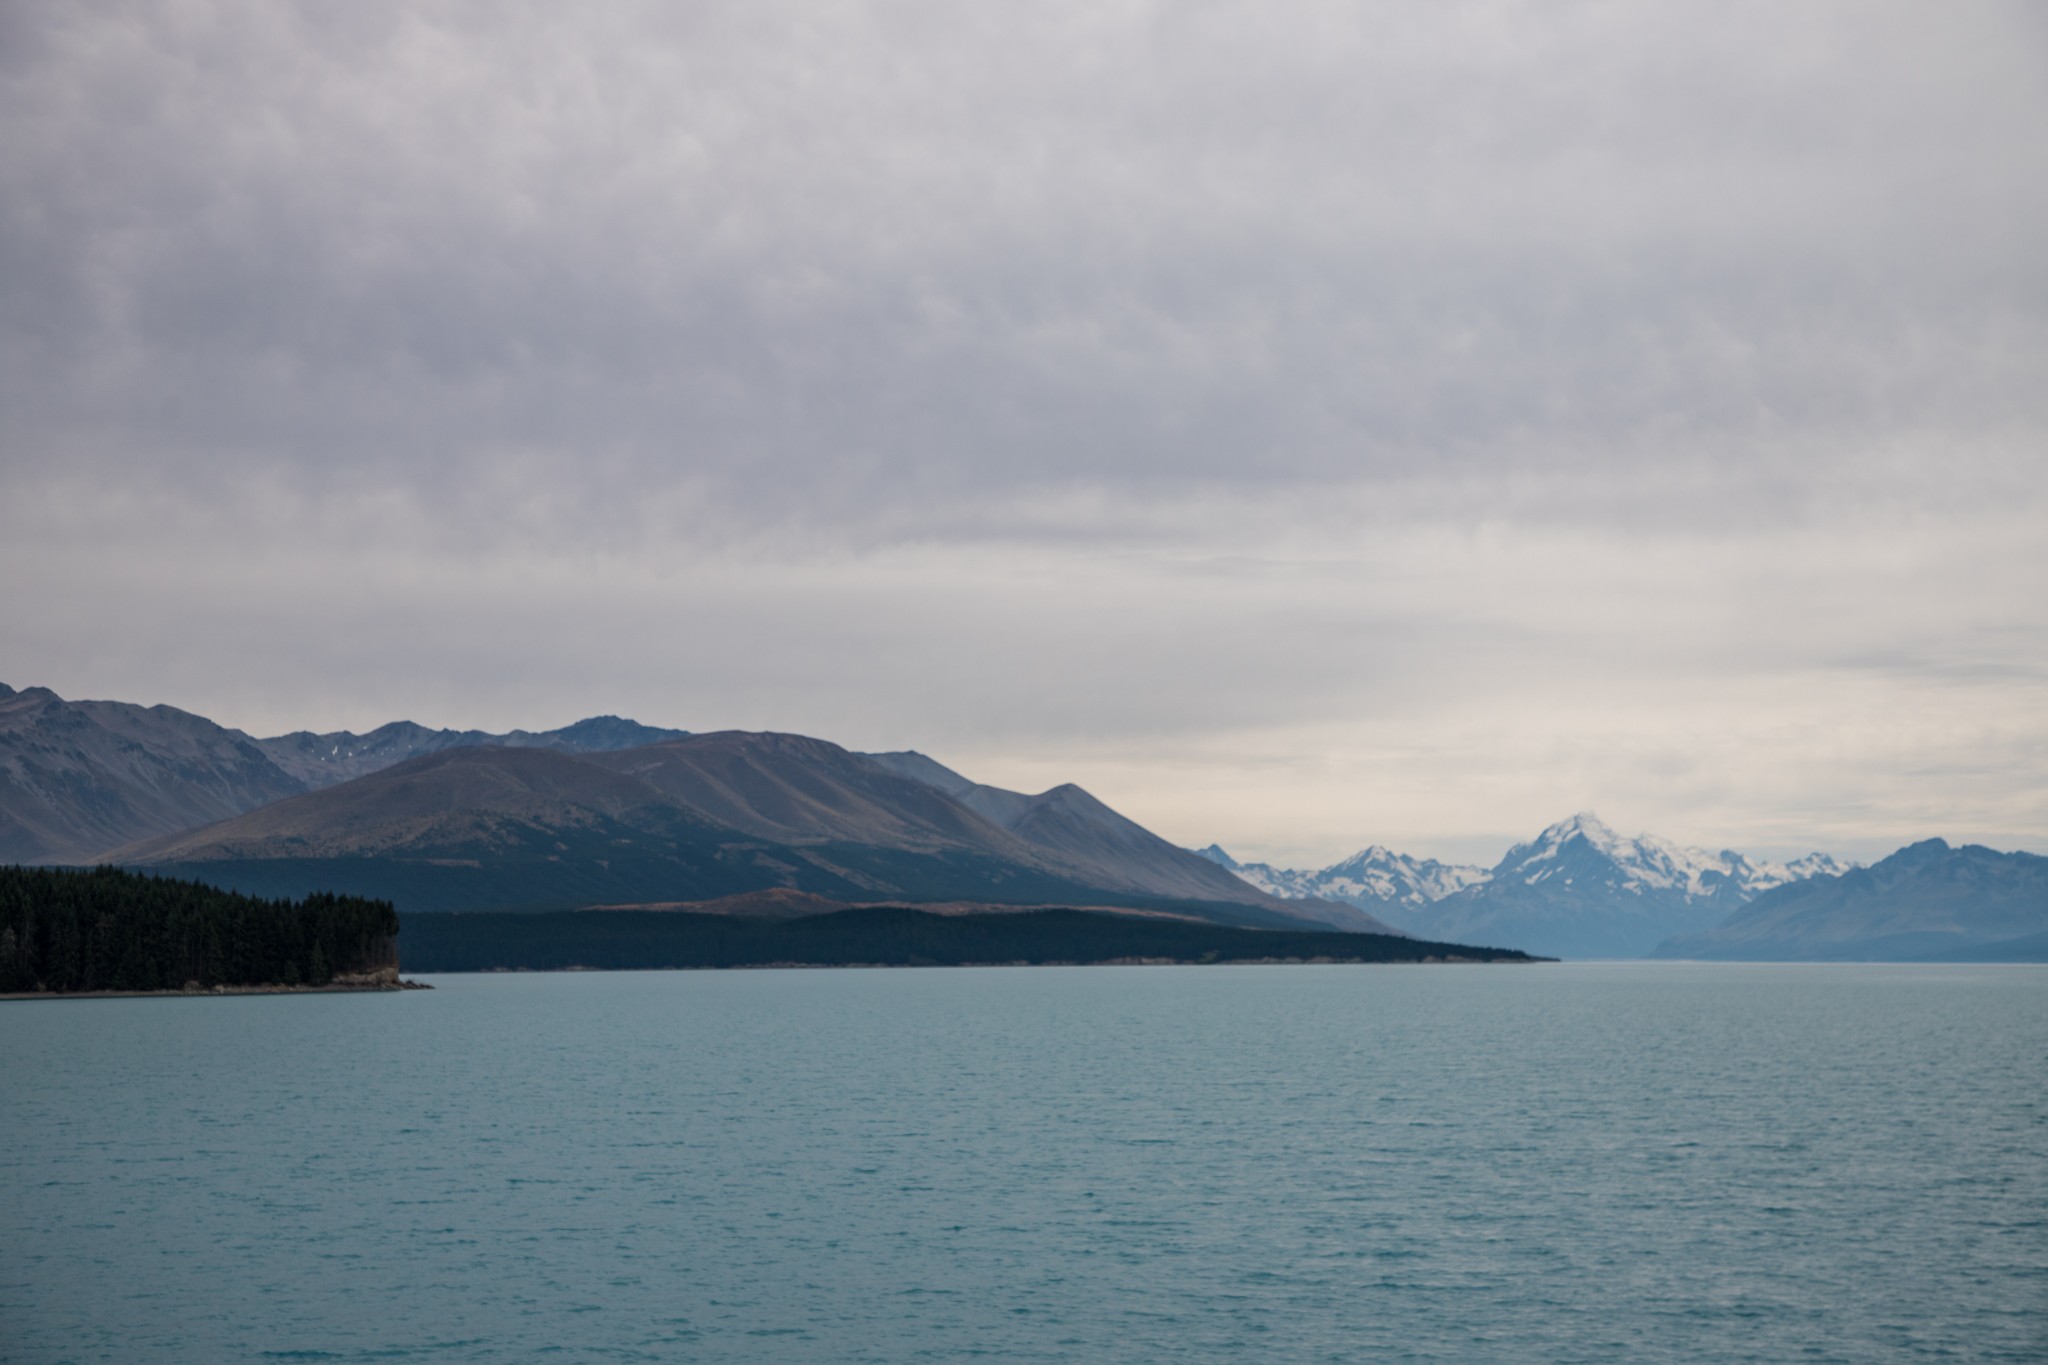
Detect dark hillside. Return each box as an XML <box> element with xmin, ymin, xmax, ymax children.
<box><xmin>109</xmin><ymin>744</ymin><xmax>1332</xmax><ymax>926</ymax></box>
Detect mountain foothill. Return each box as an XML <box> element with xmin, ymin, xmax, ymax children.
<box><xmin>3</xmin><ymin>681</ymin><xmax>2040</xmax><ymax>961</ymax></box>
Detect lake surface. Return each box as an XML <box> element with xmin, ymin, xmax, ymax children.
<box><xmin>5</xmin><ymin>964</ymin><xmax>2045</xmax><ymax>1363</ymax></box>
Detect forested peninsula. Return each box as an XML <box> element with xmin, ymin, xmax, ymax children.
<box><xmin>1</xmin><ymin>867</ymin><xmax>1538</xmax><ymax>994</ymax></box>
<box><xmin>401</xmin><ymin>905</ymin><xmax>1544</xmax><ymax>971</ymax></box>
<box><xmin>0</xmin><ymin>866</ymin><xmax>415</xmax><ymax>996</ymax></box>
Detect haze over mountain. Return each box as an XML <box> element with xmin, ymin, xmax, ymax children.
<box><xmin>0</xmin><ymin>682</ymin><xmax>687</xmax><ymax>863</ymax></box>
<box><xmin>1205</xmin><ymin>814</ymin><xmax>1853</xmax><ymax>959</ymax></box>
<box><xmin>1656</xmin><ymin>839</ymin><xmax>2048</xmax><ymax>962</ymax></box>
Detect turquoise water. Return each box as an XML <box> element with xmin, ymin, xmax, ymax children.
<box><xmin>4</xmin><ymin>964</ymin><xmax>2044</xmax><ymax>1363</ymax></box>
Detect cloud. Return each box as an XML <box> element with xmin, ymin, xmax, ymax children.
<box><xmin>3</xmin><ymin>1</ymin><xmax>2045</xmax><ymax>863</ymax></box>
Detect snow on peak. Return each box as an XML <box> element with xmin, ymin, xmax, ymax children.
<box><xmin>1502</xmin><ymin>814</ymin><xmax>1855</xmax><ymax>899</ymax></box>
<box><xmin>1192</xmin><ymin>823</ymin><xmax>1853</xmax><ymax>912</ymax></box>
<box><xmin>1316</xmin><ymin>845</ymin><xmax>1490</xmax><ymax>905</ymax></box>
<box><xmin>1533</xmin><ymin>811</ymin><xmax>1623</xmax><ymax>851</ymax></box>
<box><xmin>1785</xmin><ymin>852</ymin><xmax>1852</xmax><ymax>880</ymax></box>
<box><xmin>1186</xmin><ymin>842</ymin><xmax>1489</xmax><ymax>909</ymax></box>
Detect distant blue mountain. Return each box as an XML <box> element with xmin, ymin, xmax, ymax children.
<box><xmin>1202</xmin><ymin>813</ymin><xmax>1850</xmax><ymax>959</ymax></box>
<box><xmin>1654</xmin><ymin>838</ymin><xmax>2048</xmax><ymax>961</ymax></box>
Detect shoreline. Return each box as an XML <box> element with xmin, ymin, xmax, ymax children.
<box><xmin>1</xmin><ymin>978</ymin><xmax>433</xmax><ymax>1002</ymax></box>
<box><xmin>455</xmin><ymin>954</ymin><xmax>1547</xmax><ymax>972</ymax></box>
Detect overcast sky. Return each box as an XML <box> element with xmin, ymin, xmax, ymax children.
<box><xmin>4</xmin><ymin>1</ymin><xmax>2045</xmax><ymax>867</ymax></box>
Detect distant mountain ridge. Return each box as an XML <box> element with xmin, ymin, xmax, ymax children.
<box><xmin>1196</xmin><ymin>843</ymin><xmax>1489</xmax><ymax>908</ymax></box>
<box><xmin>1202</xmin><ymin>813</ymin><xmax>1854</xmax><ymax>958</ymax></box>
<box><xmin>0</xmin><ymin>681</ymin><xmax>689</xmax><ymax>863</ymax></box>
<box><xmin>1655</xmin><ymin>839</ymin><xmax>2048</xmax><ymax>961</ymax></box>
<box><xmin>256</xmin><ymin>715</ymin><xmax>689</xmax><ymax>786</ymax></box>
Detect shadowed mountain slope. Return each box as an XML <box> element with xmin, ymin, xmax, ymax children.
<box><xmin>590</xmin><ymin>734</ymin><xmax>1027</xmax><ymax>853</ymax></box>
<box><xmin>103</xmin><ymin>745</ymin><xmax>1023</xmax><ymax>913</ymax></box>
<box><xmin>114</xmin><ymin>745</ymin><xmax>715</xmax><ymax>862</ymax></box>
<box><xmin>0</xmin><ymin>684</ymin><xmax>306</xmax><ymax>863</ymax></box>
<box><xmin>105</xmin><ymin>737</ymin><xmax>1335</xmax><ymax>926</ymax></box>
<box><xmin>1655</xmin><ymin>839</ymin><xmax>2048</xmax><ymax>960</ymax></box>
<box><xmin>861</xmin><ymin>750</ymin><xmax>1397</xmax><ymax>932</ymax></box>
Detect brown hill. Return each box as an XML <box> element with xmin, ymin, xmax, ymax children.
<box><xmin>113</xmin><ymin>744</ymin><xmax>714</xmax><ymax>863</ymax></box>
<box><xmin>586</xmin><ymin>732</ymin><xmax>1027</xmax><ymax>852</ymax></box>
<box><xmin>105</xmin><ymin>734</ymin><xmax>1368</xmax><ymax>930</ymax></box>
<box><xmin>582</xmin><ymin>733</ymin><xmax>1367</xmax><ymax>919</ymax></box>
<box><xmin>861</xmin><ymin>750</ymin><xmax>1398</xmax><ymax>933</ymax></box>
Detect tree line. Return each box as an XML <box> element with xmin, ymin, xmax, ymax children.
<box><xmin>0</xmin><ymin>865</ymin><xmax>399</xmax><ymax>994</ymax></box>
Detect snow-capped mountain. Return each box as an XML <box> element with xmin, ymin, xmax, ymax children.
<box><xmin>1196</xmin><ymin>843</ymin><xmax>1487</xmax><ymax>909</ymax></box>
<box><xmin>1406</xmin><ymin>813</ymin><xmax>1854</xmax><ymax>958</ymax></box>
<box><xmin>1780</xmin><ymin>851</ymin><xmax>1858</xmax><ymax>885</ymax></box>
<box><xmin>1492</xmin><ymin>812</ymin><xmax>1850</xmax><ymax>903</ymax></box>
<box><xmin>1197</xmin><ymin>813</ymin><xmax>1853</xmax><ymax>959</ymax></box>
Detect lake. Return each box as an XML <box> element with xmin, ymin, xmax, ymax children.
<box><xmin>4</xmin><ymin>963</ymin><xmax>2044</xmax><ymax>1362</ymax></box>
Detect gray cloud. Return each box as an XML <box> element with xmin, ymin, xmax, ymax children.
<box><xmin>4</xmin><ymin>1</ymin><xmax>2045</xmax><ymax>863</ymax></box>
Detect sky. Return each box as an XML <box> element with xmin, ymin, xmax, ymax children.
<box><xmin>4</xmin><ymin>0</ymin><xmax>2045</xmax><ymax>868</ymax></box>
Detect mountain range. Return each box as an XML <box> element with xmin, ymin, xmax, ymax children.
<box><xmin>1656</xmin><ymin>839</ymin><xmax>2048</xmax><ymax>961</ymax></box>
<box><xmin>1210</xmin><ymin>817</ymin><xmax>2048</xmax><ymax>960</ymax></box>
<box><xmin>1199</xmin><ymin>844</ymin><xmax>1490</xmax><ymax>908</ymax></box>
<box><xmin>0</xmin><ymin>682</ymin><xmax>687</xmax><ymax>863</ymax></box>
<box><xmin>1202</xmin><ymin>813</ymin><xmax>1877</xmax><ymax>958</ymax></box>
<box><xmin>256</xmin><ymin>714</ymin><xmax>691</xmax><ymax>787</ymax></box>
<box><xmin>1390</xmin><ymin>814</ymin><xmax>1854</xmax><ymax>958</ymax></box>
<box><xmin>2</xmin><ymin>683</ymin><xmax>1390</xmax><ymax>934</ymax></box>
<box><xmin>9</xmin><ymin>681</ymin><xmax>2040</xmax><ymax>959</ymax></box>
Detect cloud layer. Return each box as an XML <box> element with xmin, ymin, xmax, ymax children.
<box><xmin>5</xmin><ymin>1</ymin><xmax>2045</xmax><ymax>864</ymax></box>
